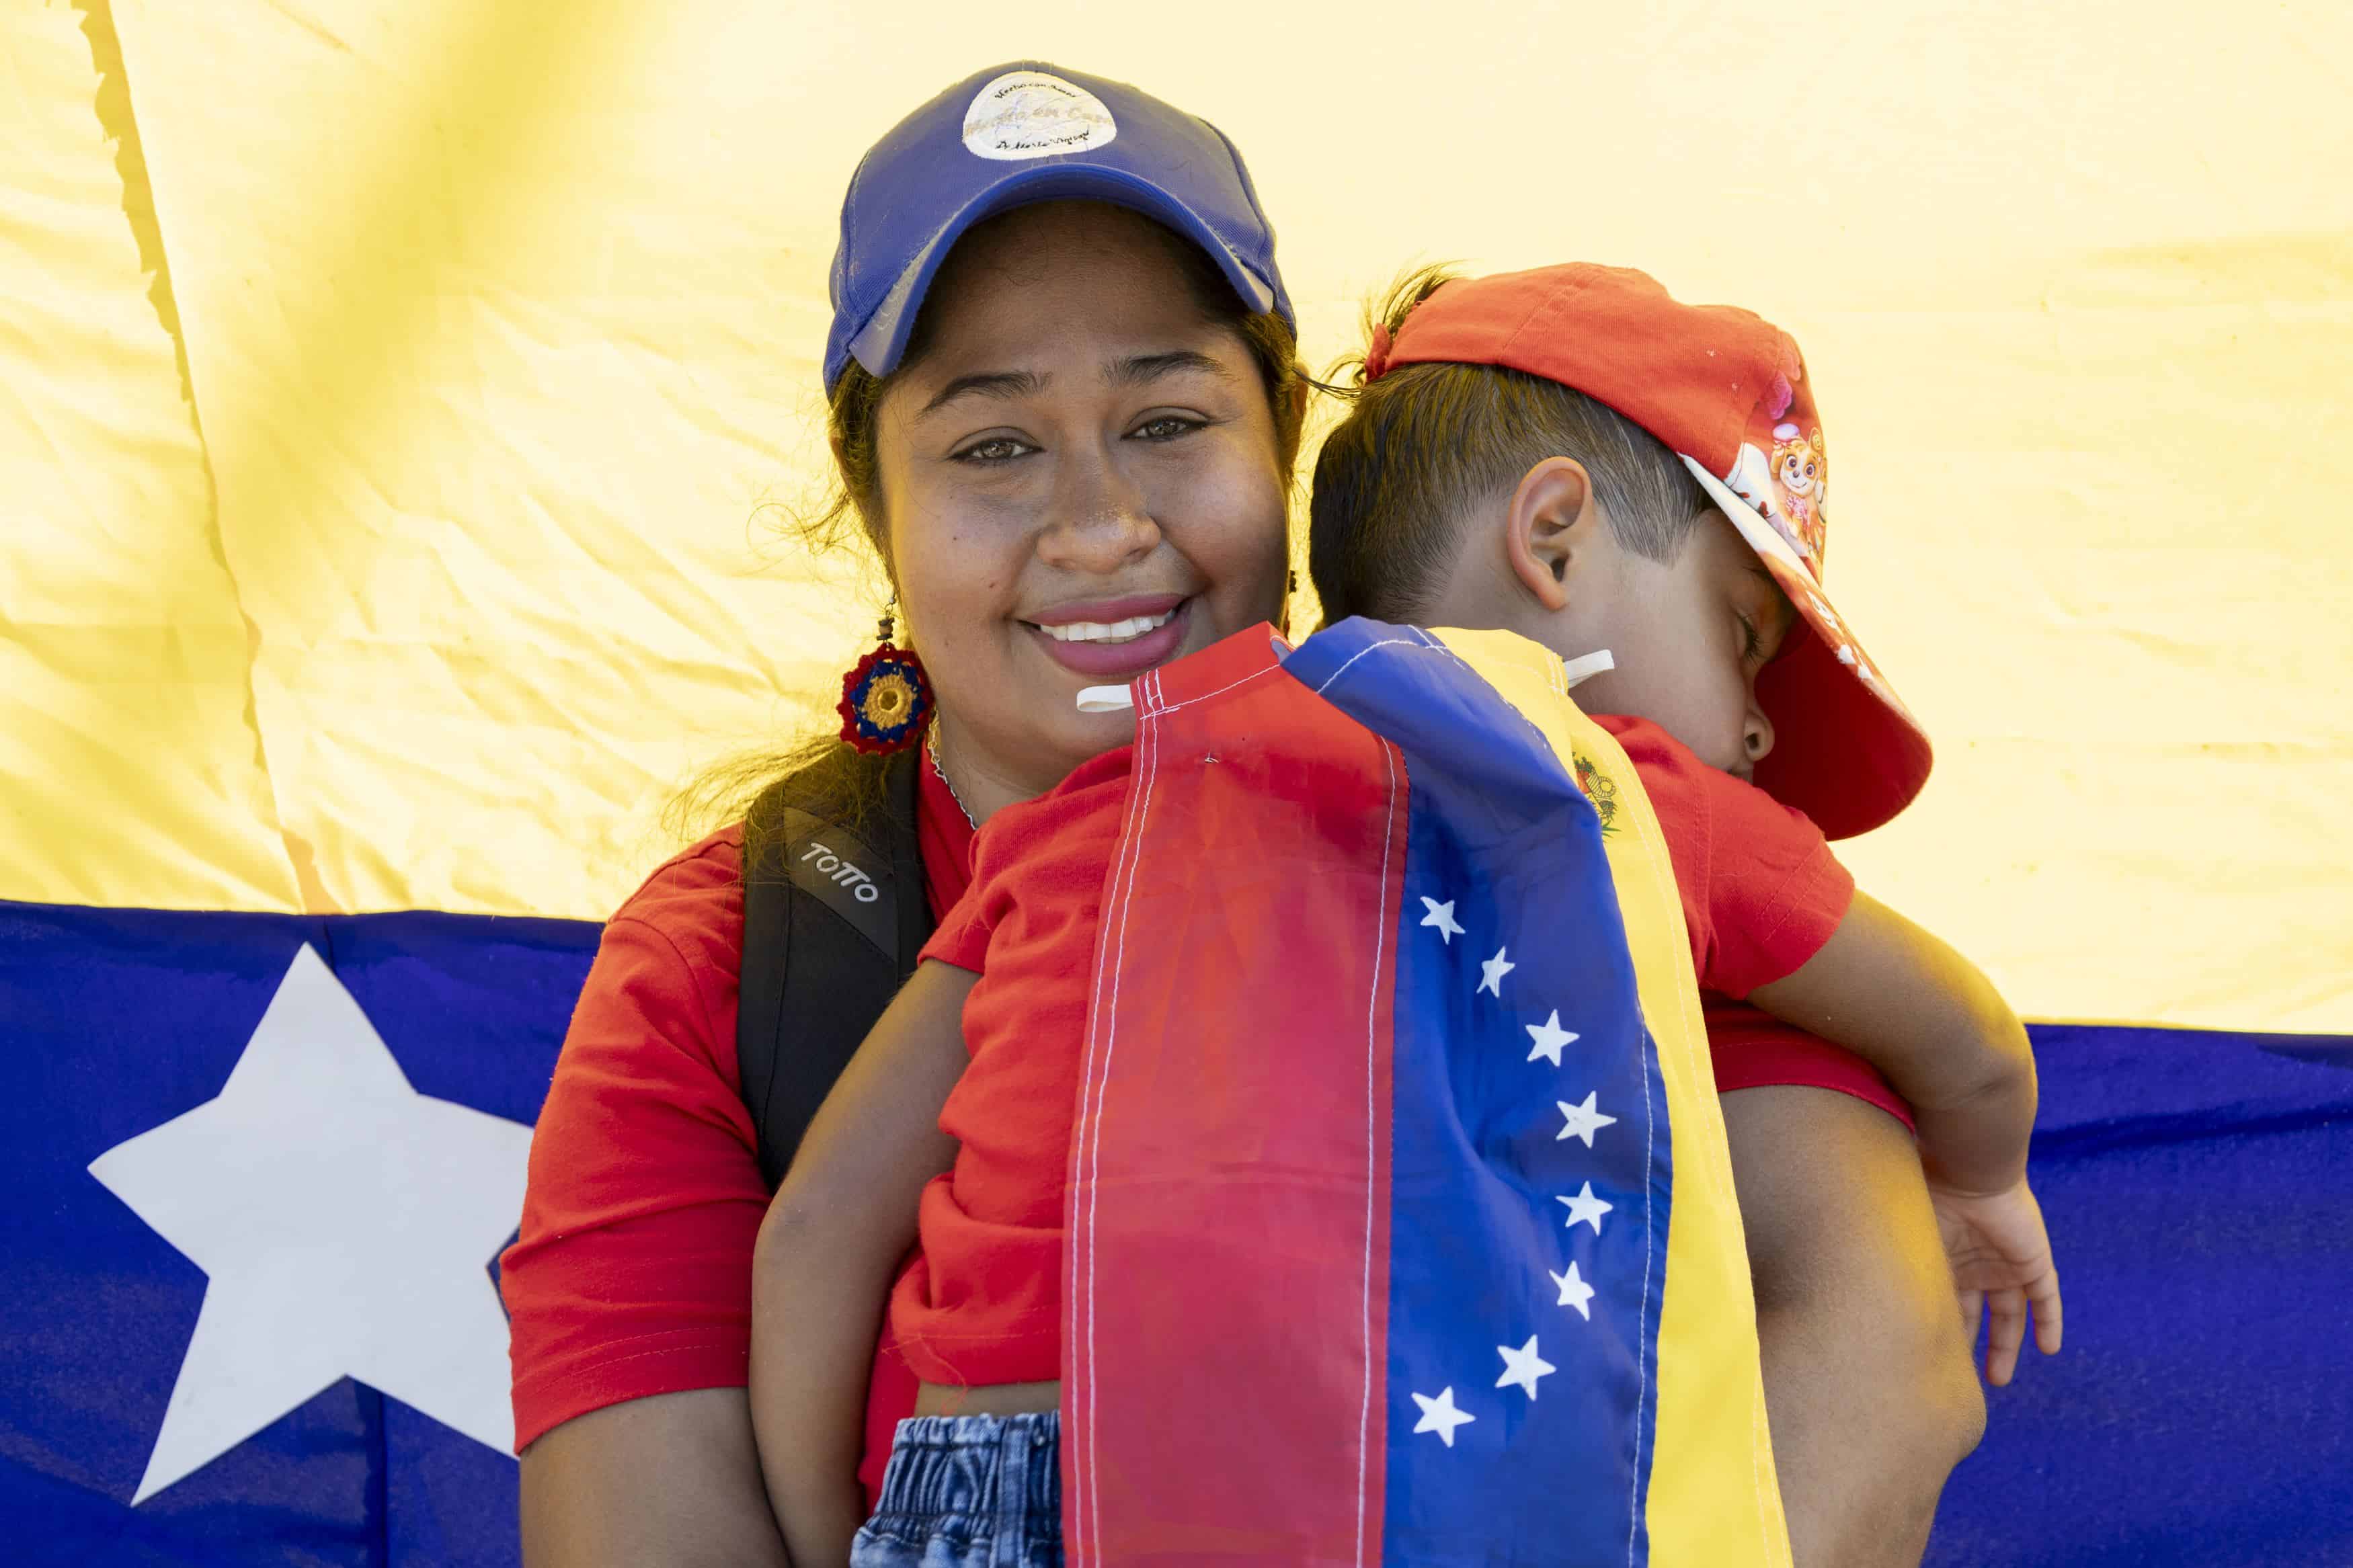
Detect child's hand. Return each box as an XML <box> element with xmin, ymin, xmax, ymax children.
<box><xmin>1927</xmin><ymin>1178</ymin><xmax>2063</xmax><ymax>1387</ymax></box>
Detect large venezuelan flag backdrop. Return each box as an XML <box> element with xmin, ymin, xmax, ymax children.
<box><xmin>4</xmin><ymin>1</ymin><xmax>2348</xmax><ymax>1562</ymax></box>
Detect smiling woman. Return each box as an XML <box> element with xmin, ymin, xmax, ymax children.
<box><xmin>499</xmin><ymin>62</ymin><xmax>1306</xmax><ymax>1568</ymax></box>
<box><xmin>868</xmin><ymin>200</ymin><xmax>1301</xmax><ymax>820</ymax></box>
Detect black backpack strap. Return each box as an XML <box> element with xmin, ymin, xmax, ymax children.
<box><xmin>736</xmin><ymin>747</ymin><xmax>932</xmax><ymax>1190</ymax></box>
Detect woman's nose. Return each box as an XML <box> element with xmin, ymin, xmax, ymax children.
<box><xmin>1035</xmin><ymin>448</ymin><xmax>1158</xmax><ymax>573</ymax></box>
<box><xmin>1744</xmin><ymin>705</ymin><xmax>1776</xmax><ymax>765</ymax></box>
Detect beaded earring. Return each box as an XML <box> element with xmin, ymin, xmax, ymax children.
<box><xmin>836</xmin><ymin>604</ymin><xmax>932</xmax><ymax>755</ymax></box>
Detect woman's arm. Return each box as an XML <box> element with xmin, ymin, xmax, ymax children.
<box><xmin>506</xmin><ymin>866</ymin><xmax>800</xmax><ymax>1568</ymax></box>
<box><xmin>1747</xmin><ymin>890</ymin><xmax>2034</xmax><ymax>1197</ymax></box>
<box><xmin>520</xmin><ymin>1389</ymin><xmax>787</xmax><ymax>1568</ymax></box>
<box><xmin>750</xmin><ymin>959</ymin><xmax>978</xmax><ymax>1567</ymax></box>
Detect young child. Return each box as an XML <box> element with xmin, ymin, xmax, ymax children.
<box><xmin>1307</xmin><ymin>261</ymin><xmax>2064</xmax><ymax>1565</ymax></box>
<box><xmin>749</xmin><ymin>266</ymin><xmax>2063</xmax><ymax>1568</ymax></box>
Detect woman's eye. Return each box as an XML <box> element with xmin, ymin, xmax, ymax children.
<box><xmin>1739</xmin><ymin>614</ymin><xmax>1763</xmax><ymax>662</ymax></box>
<box><xmin>1130</xmin><ymin>415</ymin><xmax>1201</xmax><ymax>443</ymax></box>
<box><xmin>955</xmin><ymin>436</ymin><xmax>1033</xmax><ymax>464</ymax></box>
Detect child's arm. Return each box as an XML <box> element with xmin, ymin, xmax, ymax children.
<box><xmin>748</xmin><ymin>958</ymin><xmax>978</xmax><ymax>1567</ymax></box>
<box><xmin>1747</xmin><ymin>891</ymin><xmax>2063</xmax><ymax>1382</ymax></box>
<box><xmin>1749</xmin><ymin>891</ymin><xmax>2031</xmax><ymax>1193</ymax></box>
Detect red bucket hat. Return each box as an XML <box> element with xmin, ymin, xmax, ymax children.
<box><xmin>1365</xmin><ymin>262</ymin><xmax>1931</xmax><ymax>839</ymax></box>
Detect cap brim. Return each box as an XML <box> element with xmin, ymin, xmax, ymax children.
<box><xmin>840</xmin><ymin>162</ymin><xmax>1281</xmax><ymax>388</ymax></box>
<box><xmin>1681</xmin><ymin>456</ymin><xmax>1932</xmax><ymax>839</ymax></box>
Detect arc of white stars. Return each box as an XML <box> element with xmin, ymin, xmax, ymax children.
<box><xmin>1411</xmin><ymin>1386</ymin><xmax>1476</xmax><ymax>1447</ymax></box>
<box><xmin>1419</xmin><ymin>897</ymin><xmax>1465</xmax><ymax>944</ymax></box>
<box><xmin>1550</xmin><ymin>1262</ymin><xmax>1596</xmax><ymax>1319</ymax></box>
<box><xmin>1477</xmin><ymin>946</ymin><xmax>1515</xmax><ymax>997</ymax></box>
<box><xmin>1495</xmin><ymin>1335</ymin><xmax>1556</xmax><ymax>1399</ymax></box>
<box><xmin>1558</xmin><ymin>1180</ymin><xmax>1613</xmax><ymax>1235</ymax></box>
<box><xmin>1554</xmin><ymin>1091</ymin><xmax>1618</xmax><ymax>1147</ymax></box>
<box><xmin>1525</xmin><ymin>1010</ymin><xmax>1579</xmax><ymax>1067</ymax></box>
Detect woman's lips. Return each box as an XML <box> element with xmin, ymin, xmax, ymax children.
<box><xmin>1026</xmin><ymin>597</ymin><xmax>1193</xmax><ymax>680</ymax></box>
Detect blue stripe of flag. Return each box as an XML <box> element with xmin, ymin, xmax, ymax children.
<box><xmin>1284</xmin><ymin>620</ymin><xmax>1669</xmax><ymax>1567</ymax></box>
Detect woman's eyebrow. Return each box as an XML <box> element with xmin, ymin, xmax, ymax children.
<box><xmin>917</xmin><ymin>352</ymin><xmax>1230</xmax><ymax>416</ymax></box>
<box><xmin>918</xmin><ymin>369</ymin><xmax>1045</xmax><ymax>417</ymax></box>
<box><xmin>1105</xmin><ymin>349</ymin><xmax>1234</xmax><ymax>388</ymax></box>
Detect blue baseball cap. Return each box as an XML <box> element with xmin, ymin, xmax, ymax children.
<box><xmin>824</xmin><ymin>63</ymin><xmax>1294</xmax><ymax>392</ymax></box>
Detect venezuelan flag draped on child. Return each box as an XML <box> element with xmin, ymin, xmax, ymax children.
<box><xmin>1062</xmin><ymin>618</ymin><xmax>1790</xmax><ymax>1567</ymax></box>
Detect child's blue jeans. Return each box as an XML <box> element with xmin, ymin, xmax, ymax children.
<box><xmin>849</xmin><ymin>1411</ymin><xmax>1062</xmax><ymax>1568</ymax></box>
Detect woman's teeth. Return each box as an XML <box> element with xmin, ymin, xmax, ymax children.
<box><xmin>1039</xmin><ymin>610</ymin><xmax>1176</xmax><ymax>645</ymax></box>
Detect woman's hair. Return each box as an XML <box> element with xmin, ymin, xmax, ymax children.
<box><xmin>1306</xmin><ymin>265</ymin><xmax>1712</xmax><ymax>624</ymax></box>
<box><xmin>678</xmin><ymin>206</ymin><xmax>1310</xmax><ymax>860</ymax></box>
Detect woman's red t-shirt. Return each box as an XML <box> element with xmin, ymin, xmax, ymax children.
<box><xmin>499</xmin><ymin>756</ymin><xmax>975</xmax><ymax>1507</ymax></box>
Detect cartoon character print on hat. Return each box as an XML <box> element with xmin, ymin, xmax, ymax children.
<box><xmin>1769</xmin><ymin>425</ymin><xmax>1827</xmax><ymax>556</ymax></box>
<box><xmin>1718</xmin><ymin>368</ymin><xmax>1830</xmax><ymax>571</ymax></box>
<box><xmin>961</xmin><ymin>70</ymin><xmax>1119</xmax><ymax>161</ymax></box>
<box><xmin>1695</xmin><ymin>365</ymin><xmax>1918</xmax><ymax>729</ymax></box>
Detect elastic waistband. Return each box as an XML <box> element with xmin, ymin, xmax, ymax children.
<box><xmin>870</xmin><ymin>1411</ymin><xmax>1061</xmax><ymax>1530</ymax></box>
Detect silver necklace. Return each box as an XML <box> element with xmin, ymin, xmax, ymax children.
<box><xmin>926</xmin><ymin>723</ymin><xmax>979</xmax><ymax>830</ymax></box>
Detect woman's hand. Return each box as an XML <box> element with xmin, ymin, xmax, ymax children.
<box><xmin>1928</xmin><ymin>1178</ymin><xmax>2063</xmax><ymax>1386</ymax></box>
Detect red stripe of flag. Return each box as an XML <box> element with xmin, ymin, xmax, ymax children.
<box><xmin>1065</xmin><ymin>631</ymin><xmax>1401</xmax><ymax>1566</ymax></box>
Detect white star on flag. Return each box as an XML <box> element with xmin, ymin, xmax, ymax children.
<box><xmin>1495</xmin><ymin>1335</ymin><xmax>1556</xmax><ymax>1399</ymax></box>
<box><xmin>1411</xmin><ymin>1386</ymin><xmax>1476</xmax><ymax>1447</ymax></box>
<box><xmin>1525</xmin><ymin>1010</ymin><xmax>1579</xmax><ymax>1067</ymax></box>
<box><xmin>1558</xmin><ymin>1181</ymin><xmax>1613</xmax><ymax>1235</ymax></box>
<box><xmin>1554</xmin><ymin>1091</ymin><xmax>1618</xmax><ymax>1147</ymax></box>
<box><xmin>1550</xmin><ymin>1262</ymin><xmax>1596</xmax><ymax>1319</ymax></box>
<box><xmin>86</xmin><ymin>945</ymin><xmax>532</xmax><ymax>1503</ymax></box>
<box><xmin>1478</xmin><ymin>946</ymin><xmax>1515</xmax><ymax>997</ymax></box>
<box><xmin>1419</xmin><ymin>897</ymin><xmax>1466</xmax><ymax>944</ymax></box>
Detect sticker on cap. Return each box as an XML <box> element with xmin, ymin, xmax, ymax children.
<box><xmin>962</xmin><ymin>71</ymin><xmax>1118</xmax><ymax>161</ymax></box>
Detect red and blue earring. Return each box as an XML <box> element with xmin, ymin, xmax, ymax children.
<box><xmin>837</xmin><ymin>604</ymin><xmax>933</xmax><ymax>755</ymax></box>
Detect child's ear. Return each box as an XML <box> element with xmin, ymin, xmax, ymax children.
<box><xmin>1504</xmin><ymin>458</ymin><xmax>1597</xmax><ymax>612</ymax></box>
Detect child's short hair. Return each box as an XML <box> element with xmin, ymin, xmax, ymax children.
<box><xmin>1308</xmin><ymin>267</ymin><xmax>1714</xmax><ymax>624</ymax></box>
